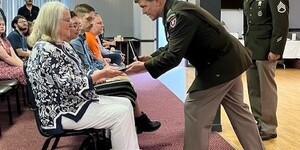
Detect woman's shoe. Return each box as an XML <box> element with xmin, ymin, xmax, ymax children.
<box><xmin>135</xmin><ymin>112</ymin><xmax>161</xmax><ymax>134</ymax></box>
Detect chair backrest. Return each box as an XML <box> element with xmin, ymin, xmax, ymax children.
<box><xmin>23</xmin><ymin>62</ymin><xmax>52</xmax><ymax>137</ymax></box>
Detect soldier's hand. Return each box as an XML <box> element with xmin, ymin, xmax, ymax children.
<box><xmin>268</xmin><ymin>52</ymin><xmax>281</xmax><ymax>62</ymax></box>
<box><xmin>137</xmin><ymin>55</ymin><xmax>152</xmax><ymax>62</ymax></box>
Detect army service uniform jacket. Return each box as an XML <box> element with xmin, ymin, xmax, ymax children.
<box><xmin>144</xmin><ymin>0</ymin><xmax>252</xmax><ymax>93</ymax></box>
<box><xmin>244</xmin><ymin>0</ymin><xmax>289</xmax><ymax>60</ymax></box>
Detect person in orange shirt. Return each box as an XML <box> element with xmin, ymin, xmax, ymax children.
<box><xmin>86</xmin><ymin>14</ymin><xmax>124</xmax><ymax>67</ymax></box>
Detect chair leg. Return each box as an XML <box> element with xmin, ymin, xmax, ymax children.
<box><xmin>42</xmin><ymin>137</ymin><xmax>53</xmax><ymax>150</ymax></box>
<box><xmin>21</xmin><ymin>85</ymin><xmax>27</xmax><ymax>106</ymax></box>
<box><xmin>90</xmin><ymin>134</ymin><xmax>98</xmax><ymax>150</ymax></box>
<box><xmin>15</xmin><ymin>86</ymin><xmax>21</xmax><ymax>114</ymax></box>
<box><xmin>26</xmin><ymin>85</ymin><xmax>32</xmax><ymax>108</ymax></box>
<box><xmin>6</xmin><ymin>96</ymin><xmax>13</xmax><ymax>125</ymax></box>
<box><xmin>51</xmin><ymin>137</ymin><xmax>61</xmax><ymax>150</ymax></box>
<box><xmin>103</xmin><ymin>129</ymin><xmax>112</xmax><ymax>149</ymax></box>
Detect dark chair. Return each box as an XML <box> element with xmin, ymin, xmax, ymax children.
<box><xmin>24</xmin><ymin>63</ymin><xmax>111</xmax><ymax>150</ymax></box>
<box><xmin>0</xmin><ymin>79</ymin><xmax>23</xmax><ymax>113</ymax></box>
<box><xmin>0</xmin><ymin>85</ymin><xmax>13</xmax><ymax>128</ymax></box>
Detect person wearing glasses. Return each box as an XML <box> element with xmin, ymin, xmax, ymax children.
<box><xmin>7</xmin><ymin>15</ymin><xmax>31</xmax><ymax>60</ymax></box>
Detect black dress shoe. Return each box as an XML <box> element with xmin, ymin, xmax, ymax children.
<box><xmin>135</xmin><ymin>112</ymin><xmax>161</xmax><ymax>134</ymax></box>
<box><xmin>260</xmin><ymin>131</ymin><xmax>277</xmax><ymax>141</ymax></box>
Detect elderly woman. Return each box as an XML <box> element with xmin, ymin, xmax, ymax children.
<box><xmin>0</xmin><ymin>16</ymin><xmax>26</xmax><ymax>84</ymax></box>
<box><xmin>26</xmin><ymin>1</ymin><xmax>139</xmax><ymax>150</ymax></box>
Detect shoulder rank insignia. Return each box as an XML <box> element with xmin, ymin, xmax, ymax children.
<box><xmin>277</xmin><ymin>1</ymin><xmax>286</xmax><ymax>13</ymax></box>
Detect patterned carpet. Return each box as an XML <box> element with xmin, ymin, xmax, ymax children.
<box><xmin>0</xmin><ymin>72</ymin><xmax>235</xmax><ymax>150</ymax></box>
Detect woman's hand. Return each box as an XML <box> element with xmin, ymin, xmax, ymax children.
<box><xmin>91</xmin><ymin>66</ymin><xmax>125</xmax><ymax>84</ymax></box>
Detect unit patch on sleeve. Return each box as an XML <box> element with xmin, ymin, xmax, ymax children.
<box><xmin>170</xmin><ymin>17</ymin><xmax>177</xmax><ymax>28</ymax></box>
<box><xmin>167</xmin><ymin>13</ymin><xmax>177</xmax><ymax>29</ymax></box>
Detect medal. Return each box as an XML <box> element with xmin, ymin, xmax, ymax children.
<box><xmin>258</xmin><ymin>10</ymin><xmax>263</xmax><ymax>17</ymax></box>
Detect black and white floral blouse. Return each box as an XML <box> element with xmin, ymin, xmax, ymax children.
<box><xmin>26</xmin><ymin>40</ymin><xmax>100</xmax><ymax>135</ymax></box>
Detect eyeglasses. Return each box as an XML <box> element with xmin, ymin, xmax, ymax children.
<box><xmin>59</xmin><ymin>18</ymin><xmax>71</xmax><ymax>23</ymax></box>
<box><xmin>72</xmin><ymin>22</ymin><xmax>82</xmax><ymax>29</ymax></box>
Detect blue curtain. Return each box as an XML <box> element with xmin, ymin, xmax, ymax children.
<box><xmin>1</xmin><ymin>0</ymin><xmax>61</xmax><ymax>34</ymax></box>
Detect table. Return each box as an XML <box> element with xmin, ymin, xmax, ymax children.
<box><xmin>282</xmin><ymin>40</ymin><xmax>300</xmax><ymax>59</ymax></box>
<box><xmin>239</xmin><ymin>39</ymin><xmax>300</xmax><ymax>59</ymax></box>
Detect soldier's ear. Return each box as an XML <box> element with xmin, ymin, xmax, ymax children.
<box><xmin>156</xmin><ymin>0</ymin><xmax>166</xmax><ymax>7</ymax></box>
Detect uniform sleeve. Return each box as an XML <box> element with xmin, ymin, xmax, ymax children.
<box><xmin>151</xmin><ymin>45</ymin><xmax>169</xmax><ymax>57</ymax></box>
<box><xmin>145</xmin><ymin>11</ymin><xmax>198</xmax><ymax>78</ymax></box>
<box><xmin>269</xmin><ymin>0</ymin><xmax>289</xmax><ymax>55</ymax></box>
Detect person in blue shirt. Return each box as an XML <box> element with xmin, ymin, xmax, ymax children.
<box><xmin>7</xmin><ymin>15</ymin><xmax>31</xmax><ymax>60</ymax></box>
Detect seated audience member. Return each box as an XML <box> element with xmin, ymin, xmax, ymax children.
<box><xmin>7</xmin><ymin>15</ymin><xmax>31</xmax><ymax>60</ymax></box>
<box><xmin>26</xmin><ymin>2</ymin><xmax>140</xmax><ymax>149</ymax></box>
<box><xmin>86</xmin><ymin>14</ymin><xmax>124</xmax><ymax>67</ymax></box>
<box><xmin>69</xmin><ymin>9</ymin><xmax>161</xmax><ymax>134</ymax></box>
<box><xmin>70</xmin><ymin>12</ymin><xmax>105</xmax><ymax>72</ymax></box>
<box><xmin>64</xmin><ymin>11</ymin><xmax>82</xmax><ymax>43</ymax></box>
<box><xmin>0</xmin><ymin>16</ymin><xmax>26</xmax><ymax>84</ymax></box>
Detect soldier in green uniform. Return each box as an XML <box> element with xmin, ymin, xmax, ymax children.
<box><xmin>244</xmin><ymin>0</ymin><xmax>289</xmax><ymax>141</ymax></box>
<box><xmin>127</xmin><ymin>0</ymin><xmax>265</xmax><ymax>149</ymax></box>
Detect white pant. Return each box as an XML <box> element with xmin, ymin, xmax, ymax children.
<box><xmin>62</xmin><ymin>95</ymin><xmax>140</xmax><ymax>150</ymax></box>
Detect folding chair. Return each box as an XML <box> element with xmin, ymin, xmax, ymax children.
<box><xmin>0</xmin><ymin>85</ymin><xmax>13</xmax><ymax>126</ymax></box>
<box><xmin>0</xmin><ymin>80</ymin><xmax>22</xmax><ymax>113</ymax></box>
<box><xmin>24</xmin><ymin>63</ymin><xmax>111</xmax><ymax>150</ymax></box>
